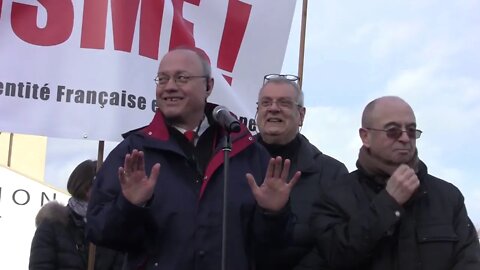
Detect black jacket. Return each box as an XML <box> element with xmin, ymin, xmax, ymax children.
<box><xmin>29</xmin><ymin>201</ymin><xmax>124</xmax><ymax>270</ymax></box>
<box><xmin>310</xmin><ymin>161</ymin><xmax>480</xmax><ymax>270</ymax></box>
<box><xmin>256</xmin><ymin>134</ymin><xmax>348</xmax><ymax>270</ymax></box>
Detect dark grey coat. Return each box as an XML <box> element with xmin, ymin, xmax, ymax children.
<box><xmin>29</xmin><ymin>201</ymin><xmax>124</xmax><ymax>270</ymax></box>
<box><xmin>310</xmin><ymin>161</ymin><xmax>480</xmax><ymax>270</ymax></box>
<box><xmin>256</xmin><ymin>134</ymin><xmax>349</xmax><ymax>270</ymax></box>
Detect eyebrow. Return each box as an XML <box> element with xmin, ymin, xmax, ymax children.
<box><xmin>259</xmin><ymin>97</ymin><xmax>295</xmax><ymax>100</ymax></box>
<box><xmin>157</xmin><ymin>71</ymin><xmax>189</xmax><ymax>76</ymax></box>
<box><xmin>383</xmin><ymin>121</ymin><xmax>417</xmax><ymax>128</ymax></box>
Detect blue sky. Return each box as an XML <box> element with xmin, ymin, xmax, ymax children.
<box><xmin>45</xmin><ymin>0</ymin><xmax>480</xmax><ymax>226</ymax></box>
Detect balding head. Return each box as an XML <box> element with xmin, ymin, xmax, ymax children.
<box><xmin>169</xmin><ymin>46</ymin><xmax>212</xmax><ymax>78</ymax></box>
<box><xmin>361</xmin><ymin>96</ymin><xmax>415</xmax><ymax>128</ymax></box>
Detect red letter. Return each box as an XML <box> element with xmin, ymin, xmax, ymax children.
<box><xmin>139</xmin><ymin>0</ymin><xmax>165</xmax><ymax>59</ymax></box>
<box><xmin>0</xmin><ymin>0</ymin><xmax>3</xmax><ymax>20</ymax></box>
<box><xmin>217</xmin><ymin>0</ymin><xmax>252</xmax><ymax>85</ymax></box>
<box><xmin>11</xmin><ymin>0</ymin><xmax>74</xmax><ymax>46</ymax></box>
<box><xmin>111</xmin><ymin>0</ymin><xmax>140</xmax><ymax>53</ymax></box>
<box><xmin>169</xmin><ymin>0</ymin><xmax>200</xmax><ymax>50</ymax></box>
<box><xmin>80</xmin><ymin>0</ymin><xmax>108</xmax><ymax>49</ymax></box>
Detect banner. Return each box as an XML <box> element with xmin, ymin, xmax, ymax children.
<box><xmin>0</xmin><ymin>0</ymin><xmax>297</xmax><ymax>141</ymax></box>
<box><xmin>0</xmin><ymin>165</ymin><xmax>70</xmax><ymax>269</ymax></box>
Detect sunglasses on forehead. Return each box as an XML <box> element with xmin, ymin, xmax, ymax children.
<box><xmin>263</xmin><ymin>74</ymin><xmax>300</xmax><ymax>84</ymax></box>
<box><xmin>366</xmin><ymin>126</ymin><xmax>423</xmax><ymax>139</ymax></box>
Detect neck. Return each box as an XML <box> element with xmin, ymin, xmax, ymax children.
<box><xmin>167</xmin><ymin>113</ymin><xmax>204</xmax><ymax>131</ymax></box>
<box><xmin>258</xmin><ymin>134</ymin><xmax>300</xmax><ymax>160</ymax></box>
<box><xmin>260</xmin><ymin>133</ymin><xmax>298</xmax><ymax>145</ymax></box>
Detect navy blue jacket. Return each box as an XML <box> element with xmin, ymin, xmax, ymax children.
<box><xmin>86</xmin><ymin>104</ymin><xmax>291</xmax><ymax>270</ymax></box>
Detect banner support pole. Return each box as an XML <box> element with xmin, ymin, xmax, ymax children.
<box><xmin>298</xmin><ymin>0</ymin><xmax>308</xmax><ymax>89</ymax></box>
<box><xmin>87</xmin><ymin>140</ymin><xmax>105</xmax><ymax>270</ymax></box>
<box><xmin>7</xmin><ymin>133</ymin><xmax>14</xmax><ymax>167</ymax></box>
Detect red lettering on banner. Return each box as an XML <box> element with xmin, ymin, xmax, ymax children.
<box><xmin>217</xmin><ymin>0</ymin><xmax>251</xmax><ymax>85</ymax></box>
<box><xmin>11</xmin><ymin>0</ymin><xmax>74</xmax><ymax>46</ymax></box>
<box><xmin>81</xmin><ymin>0</ymin><xmax>164</xmax><ymax>59</ymax></box>
<box><xmin>111</xmin><ymin>0</ymin><xmax>141</xmax><ymax>53</ymax></box>
<box><xmin>169</xmin><ymin>0</ymin><xmax>200</xmax><ymax>50</ymax></box>
<box><xmin>139</xmin><ymin>0</ymin><xmax>165</xmax><ymax>59</ymax></box>
<box><xmin>80</xmin><ymin>0</ymin><xmax>108</xmax><ymax>49</ymax></box>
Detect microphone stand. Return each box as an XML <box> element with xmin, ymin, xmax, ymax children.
<box><xmin>221</xmin><ymin>130</ymin><xmax>232</xmax><ymax>270</ymax></box>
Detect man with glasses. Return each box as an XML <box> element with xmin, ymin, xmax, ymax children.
<box><xmin>310</xmin><ymin>96</ymin><xmax>480</xmax><ymax>270</ymax></box>
<box><xmin>254</xmin><ymin>74</ymin><xmax>348</xmax><ymax>270</ymax></box>
<box><xmin>86</xmin><ymin>47</ymin><xmax>300</xmax><ymax>270</ymax></box>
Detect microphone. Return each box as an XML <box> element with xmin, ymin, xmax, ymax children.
<box><xmin>212</xmin><ymin>106</ymin><xmax>241</xmax><ymax>133</ymax></box>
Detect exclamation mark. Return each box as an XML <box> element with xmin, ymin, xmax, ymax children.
<box><xmin>217</xmin><ymin>0</ymin><xmax>252</xmax><ymax>85</ymax></box>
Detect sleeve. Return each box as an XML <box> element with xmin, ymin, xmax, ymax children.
<box><xmin>451</xmin><ymin>191</ymin><xmax>480</xmax><ymax>270</ymax></box>
<box><xmin>310</xmin><ymin>180</ymin><xmax>404</xmax><ymax>268</ymax></box>
<box><xmin>85</xmin><ymin>138</ymin><xmax>156</xmax><ymax>252</ymax></box>
<box><xmin>253</xmin><ymin>203</ymin><xmax>294</xmax><ymax>245</ymax></box>
<box><xmin>29</xmin><ymin>222</ymin><xmax>58</xmax><ymax>270</ymax></box>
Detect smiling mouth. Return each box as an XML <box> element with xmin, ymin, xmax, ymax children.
<box><xmin>163</xmin><ymin>97</ymin><xmax>183</xmax><ymax>102</ymax></box>
<box><xmin>267</xmin><ymin>118</ymin><xmax>283</xmax><ymax>123</ymax></box>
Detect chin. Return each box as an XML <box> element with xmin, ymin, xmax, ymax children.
<box><xmin>392</xmin><ymin>155</ymin><xmax>414</xmax><ymax>164</ymax></box>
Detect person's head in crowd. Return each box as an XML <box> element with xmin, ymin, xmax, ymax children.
<box><xmin>154</xmin><ymin>46</ymin><xmax>214</xmax><ymax>130</ymax></box>
<box><xmin>359</xmin><ymin>96</ymin><xmax>421</xmax><ymax>165</ymax></box>
<box><xmin>256</xmin><ymin>74</ymin><xmax>305</xmax><ymax>145</ymax></box>
<box><xmin>67</xmin><ymin>159</ymin><xmax>97</xmax><ymax>202</ymax></box>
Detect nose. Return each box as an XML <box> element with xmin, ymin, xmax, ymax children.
<box><xmin>267</xmin><ymin>100</ymin><xmax>281</xmax><ymax>111</ymax></box>
<box><xmin>397</xmin><ymin>130</ymin><xmax>411</xmax><ymax>142</ymax></box>
<box><xmin>163</xmin><ymin>77</ymin><xmax>178</xmax><ymax>90</ymax></box>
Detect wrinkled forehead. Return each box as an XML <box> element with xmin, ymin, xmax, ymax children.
<box><xmin>259</xmin><ymin>81</ymin><xmax>298</xmax><ymax>99</ymax></box>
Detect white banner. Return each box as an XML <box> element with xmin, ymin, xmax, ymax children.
<box><xmin>0</xmin><ymin>165</ymin><xmax>70</xmax><ymax>270</ymax></box>
<box><xmin>0</xmin><ymin>0</ymin><xmax>297</xmax><ymax>141</ymax></box>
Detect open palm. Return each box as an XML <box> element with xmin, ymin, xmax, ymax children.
<box><xmin>246</xmin><ymin>156</ymin><xmax>300</xmax><ymax>212</ymax></box>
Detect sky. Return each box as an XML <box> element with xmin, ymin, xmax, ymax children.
<box><xmin>45</xmin><ymin>0</ymin><xmax>480</xmax><ymax>226</ymax></box>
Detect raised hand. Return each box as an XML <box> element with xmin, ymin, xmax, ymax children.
<box><xmin>246</xmin><ymin>156</ymin><xmax>301</xmax><ymax>212</ymax></box>
<box><xmin>118</xmin><ymin>149</ymin><xmax>161</xmax><ymax>206</ymax></box>
<box><xmin>386</xmin><ymin>164</ymin><xmax>419</xmax><ymax>205</ymax></box>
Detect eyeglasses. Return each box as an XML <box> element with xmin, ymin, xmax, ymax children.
<box><xmin>155</xmin><ymin>74</ymin><xmax>208</xmax><ymax>86</ymax></box>
<box><xmin>257</xmin><ymin>98</ymin><xmax>300</xmax><ymax>110</ymax></box>
<box><xmin>366</xmin><ymin>127</ymin><xmax>423</xmax><ymax>139</ymax></box>
<box><xmin>263</xmin><ymin>74</ymin><xmax>300</xmax><ymax>84</ymax></box>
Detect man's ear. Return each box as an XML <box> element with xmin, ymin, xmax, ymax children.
<box><xmin>299</xmin><ymin>106</ymin><xmax>306</xmax><ymax>126</ymax></box>
<box><xmin>206</xmin><ymin>77</ymin><xmax>214</xmax><ymax>92</ymax></box>
<box><xmin>359</xmin><ymin>128</ymin><xmax>370</xmax><ymax>147</ymax></box>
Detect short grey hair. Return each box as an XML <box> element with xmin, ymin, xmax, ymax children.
<box><xmin>260</xmin><ymin>78</ymin><xmax>304</xmax><ymax>107</ymax></box>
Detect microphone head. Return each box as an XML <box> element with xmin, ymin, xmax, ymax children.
<box><xmin>212</xmin><ymin>105</ymin><xmax>228</xmax><ymax>121</ymax></box>
<box><xmin>212</xmin><ymin>105</ymin><xmax>241</xmax><ymax>133</ymax></box>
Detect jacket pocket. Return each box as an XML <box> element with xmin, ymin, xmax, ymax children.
<box><xmin>416</xmin><ymin>223</ymin><xmax>458</xmax><ymax>270</ymax></box>
<box><xmin>416</xmin><ymin>223</ymin><xmax>458</xmax><ymax>243</ymax></box>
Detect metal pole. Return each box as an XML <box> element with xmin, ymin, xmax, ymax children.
<box><xmin>221</xmin><ymin>133</ymin><xmax>232</xmax><ymax>270</ymax></box>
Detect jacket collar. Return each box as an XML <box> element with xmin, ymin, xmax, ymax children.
<box><xmin>255</xmin><ymin>133</ymin><xmax>323</xmax><ymax>174</ymax></box>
